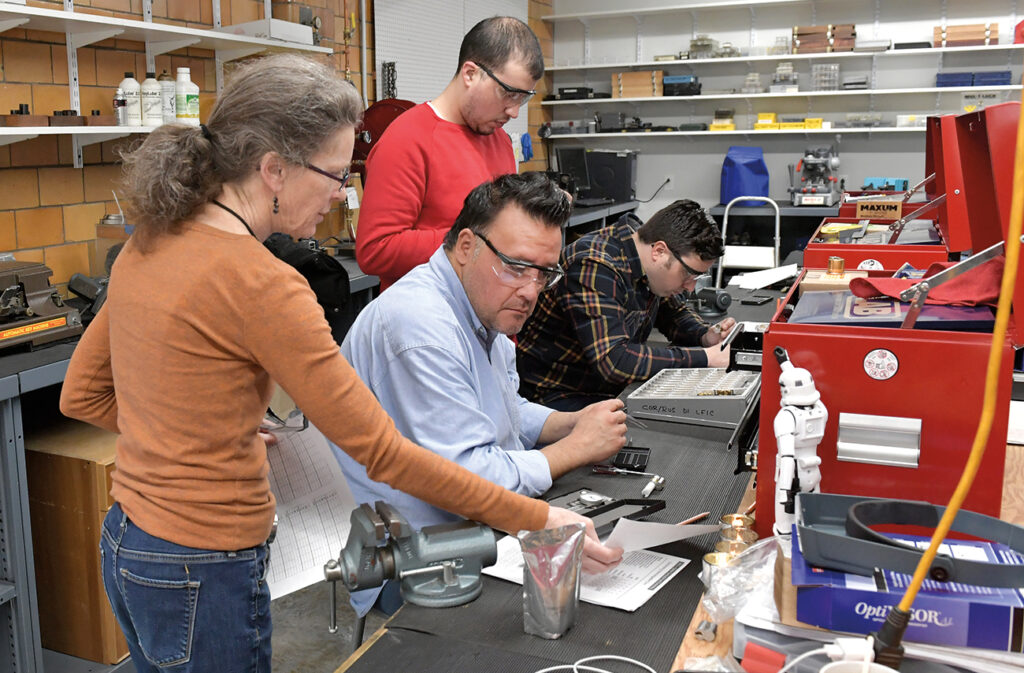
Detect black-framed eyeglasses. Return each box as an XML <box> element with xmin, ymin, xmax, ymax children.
<box><xmin>474</xmin><ymin>231</ymin><xmax>564</xmax><ymax>290</ymax></box>
<box><xmin>306</xmin><ymin>163</ymin><xmax>350</xmax><ymax>191</ymax></box>
<box><xmin>474</xmin><ymin>62</ymin><xmax>536</xmax><ymax>107</ymax></box>
<box><xmin>668</xmin><ymin>247</ymin><xmax>706</xmax><ymax>280</ymax></box>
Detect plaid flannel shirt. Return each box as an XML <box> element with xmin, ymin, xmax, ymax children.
<box><xmin>516</xmin><ymin>218</ymin><xmax>711</xmax><ymax>406</ymax></box>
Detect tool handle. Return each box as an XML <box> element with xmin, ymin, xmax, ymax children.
<box><xmin>328</xmin><ymin>578</ymin><xmax>338</xmax><ymax>634</ymax></box>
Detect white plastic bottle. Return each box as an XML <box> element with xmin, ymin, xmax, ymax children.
<box><xmin>175</xmin><ymin>67</ymin><xmax>200</xmax><ymax>127</ymax></box>
<box><xmin>158</xmin><ymin>70</ymin><xmax>176</xmax><ymax>124</ymax></box>
<box><xmin>118</xmin><ymin>71</ymin><xmax>141</xmax><ymax>126</ymax></box>
<box><xmin>140</xmin><ymin>71</ymin><xmax>162</xmax><ymax>127</ymax></box>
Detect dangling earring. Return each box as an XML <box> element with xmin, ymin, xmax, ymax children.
<box><xmin>272</xmin><ymin>196</ymin><xmax>279</xmax><ymax>215</ymax></box>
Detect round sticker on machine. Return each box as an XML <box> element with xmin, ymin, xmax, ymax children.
<box><xmin>857</xmin><ymin>259</ymin><xmax>884</xmax><ymax>270</ymax></box>
<box><xmin>864</xmin><ymin>348</ymin><xmax>899</xmax><ymax>380</ymax></box>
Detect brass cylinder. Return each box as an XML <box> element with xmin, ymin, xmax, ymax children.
<box><xmin>827</xmin><ymin>256</ymin><xmax>845</xmax><ymax>275</ymax></box>
<box><xmin>715</xmin><ymin>539</ymin><xmax>750</xmax><ymax>556</ymax></box>
<box><xmin>720</xmin><ymin>527</ymin><xmax>758</xmax><ymax>545</ymax></box>
<box><xmin>719</xmin><ymin>513</ymin><xmax>754</xmax><ymax>529</ymax></box>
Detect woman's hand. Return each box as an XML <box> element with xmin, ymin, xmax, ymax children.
<box><xmin>544</xmin><ymin>506</ymin><xmax>624</xmax><ymax>573</ymax></box>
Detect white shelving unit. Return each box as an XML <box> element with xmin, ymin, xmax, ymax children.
<box><xmin>540</xmin><ymin>0</ymin><xmax>1019</xmax><ymax>134</ymax></box>
<box><xmin>0</xmin><ymin>125</ymin><xmax>152</xmax><ymax>153</ymax></box>
<box><xmin>0</xmin><ymin>1</ymin><xmax>331</xmax><ymax>167</ymax></box>
<box><xmin>549</xmin><ymin>126</ymin><xmax>926</xmax><ymax>138</ymax></box>
<box><xmin>537</xmin><ymin>0</ymin><xmax>1021</xmax><ymax>219</ymax></box>
<box><xmin>542</xmin><ymin>84</ymin><xmax>1023</xmax><ymax>106</ymax></box>
<box><xmin>545</xmin><ymin>43</ymin><xmax>1024</xmax><ymax>72</ymax></box>
<box><xmin>541</xmin><ymin>0</ymin><xmax>846</xmax><ymax>22</ymax></box>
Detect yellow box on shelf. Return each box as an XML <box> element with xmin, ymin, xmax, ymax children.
<box><xmin>779</xmin><ymin>121</ymin><xmax>806</xmax><ymax>130</ymax></box>
<box><xmin>756</xmin><ymin>112</ymin><xmax>778</xmax><ymax>123</ymax></box>
<box><xmin>754</xmin><ymin>122</ymin><xmax>781</xmax><ymax>130</ymax></box>
<box><xmin>804</xmin><ymin>117</ymin><xmax>824</xmax><ymax>128</ymax></box>
<box><xmin>709</xmin><ymin>122</ymin><xmax>737</xmax><ymax>131</ymax></box>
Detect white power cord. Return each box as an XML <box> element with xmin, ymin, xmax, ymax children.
<box><xmin>533</xmin><ymin>654</ymin><xmax>657</xmax><ymax>673</ymax></box>
<box><xmin>778</xmin><ymin>636</ymin><xmax>876</xmax><ymax>673</ymax></box>
<box><xmin>530</xmin><ymin>636</ymin><xmax>874</xmax><ymax>673</ymax></box>
<box><xmin>823</xmin><ymin>637</ymin><xmax>875</xmax><ymax>664</ymax></box>
<box><xmin>777</xmin><ymin>648</ymin><xmax>828</xmax><ymax>673</ymax></box>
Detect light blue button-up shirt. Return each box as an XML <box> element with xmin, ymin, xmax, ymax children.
<box><xmin>330</xmin><ymin>247</ymin><xmax>554</xmax><ymax>615</ymax></box>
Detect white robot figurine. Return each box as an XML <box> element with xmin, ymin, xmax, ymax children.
<box><xmin>772</xmin><ymin>346</ymin><xmax>827</xmax><ymax>536</ymax></box>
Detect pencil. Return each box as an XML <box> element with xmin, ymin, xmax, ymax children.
<box><xmin>743</xmin><ymin>501</ymin><xmax>757</xmax><ymax>516</ymax></box>
<box><xmin>676</xmin><ymin>511</ymin><xmax>710</xmax><ymax>526</ymax></box>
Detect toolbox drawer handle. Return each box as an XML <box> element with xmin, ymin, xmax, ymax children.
<box><xmin>836</xmin><ymin>412</ymin><xmax>921</xmax><ymax>468</ymax></box>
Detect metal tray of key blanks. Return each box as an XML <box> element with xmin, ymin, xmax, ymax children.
<box><xmin>626</xmin><ymin>368</ymin><xmax>761</xmax><ymax>429</ymax></box>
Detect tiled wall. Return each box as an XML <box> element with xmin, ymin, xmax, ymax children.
<box><xmin>0</xmin><ymin>0</ymin><xmax>375</xmax><ymax>294</ymax></box>
<box><xmin>521</xmin><ymin>0</ymin><xmax>552</xmax><ymax>174</ymax></box>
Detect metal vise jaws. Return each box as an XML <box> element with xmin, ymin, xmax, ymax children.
<box><xmin>324</xmin><ymin>502</ymin><xmax>497</xmax><ymax>631</ymax></box>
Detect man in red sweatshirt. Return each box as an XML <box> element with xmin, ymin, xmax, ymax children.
<box><xmin>355</xmin><ymin>16</ymin><xmax>543</xmax><ymax>290</ymax></box>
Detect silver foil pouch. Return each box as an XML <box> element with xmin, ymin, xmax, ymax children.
<box><xmin>517</xmin><ymin>523</ymin><xmax>585</xmax><ymax>639</ymax></box>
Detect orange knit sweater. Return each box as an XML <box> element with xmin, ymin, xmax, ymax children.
<box><xmin>60</xmin><ymin>221</ymin><xmax>547</xmax><ymax>550</ymax></box>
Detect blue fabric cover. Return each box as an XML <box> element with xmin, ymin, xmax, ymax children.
<box><xmin>721</xmin><ymin>146</ymin><xmax>769</xmax><ymax>207</ymax></box>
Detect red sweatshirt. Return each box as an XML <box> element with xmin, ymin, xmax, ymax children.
<box><xmin>355</xmin><ymin>103</ymin><xmax>515</xmax><ymax>290</ymax></box>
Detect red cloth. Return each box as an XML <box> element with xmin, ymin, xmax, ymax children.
<box><xmin>355</xmin><ymin>103</ymin><xmax>515</xmax><ymax>290</ymax></box>
<box><xmin>848</xmin><ymin>256</ymin><xmax>1005</xmax><ymax>306</ymax></box>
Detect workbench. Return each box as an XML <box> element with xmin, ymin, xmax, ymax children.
<box><xmin>337</xmin><ymin>420</ymin><xmax>752</xmax><ymax>673</ymax></box>
<box><xmin>335</xmin><ymin>285</ymin><xmax>783</xmax><ymax>673</ymax></box>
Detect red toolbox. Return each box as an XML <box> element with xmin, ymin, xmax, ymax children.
<box><xmin>807</xmin><ymin>112</ymin><xmax>977</xmax><ymax>270</ymax></box>
<box><xmin>754</xmin><ymin>101</ymin><xmax>1021</xmax><ymax>538</ymax></box>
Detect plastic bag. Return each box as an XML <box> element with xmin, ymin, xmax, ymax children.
<box><xmin>518</xmin><ymin>523</ymin><xmax>586</xmax><ymax>639</ymax></box>
<box><xmin>700</xmin><ymin>536</ymin><xmax>780</xmax><ymax>622</ymax></box>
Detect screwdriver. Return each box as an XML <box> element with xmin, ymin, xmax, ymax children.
<box><xmin>592</xmin><ymin>464</ymin><xmax>658</xmax><ymax>477</ymax></box>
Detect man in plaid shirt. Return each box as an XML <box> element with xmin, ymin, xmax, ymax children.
<box><xmin>517</xmin><ymin>199</ymin><xmax>736</xmax><ymax>411</ymax></box>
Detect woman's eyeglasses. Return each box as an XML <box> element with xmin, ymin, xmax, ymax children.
<box><xmin>475</xmin><ymin>231</ymin><xmax>563</xmax><ymax>290</ymax></box>
<box><xmin>306</xmin><ymin>164</ymin><xmax>350</xmax><ymax>191</ymax></box>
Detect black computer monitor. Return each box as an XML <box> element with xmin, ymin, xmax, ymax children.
<box><xmin>555</xmin><ymin>146</ymin><xmax>590</xmax><ymax>191</ymax></box>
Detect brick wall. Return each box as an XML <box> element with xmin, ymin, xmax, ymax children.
<box><xmin>521</xmin><ymin>0</ymin><xmax>551</xmax><ymax>174</ymax></box>
<box><xmin>0</xmin><ymin>0</ymin><xmax>375</xmax><ymax>294</ymax></box>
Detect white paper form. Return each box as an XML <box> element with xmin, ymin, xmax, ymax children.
<box><xmin>483</xmin><ymin>536</ymin><xmax>691</xmax><ymax>612</ymax></box>
<box><xmin>265</xmin><ymin>424</ymin><xmax>357</xmax><ymax>598</ymax></box>
<box><xmin>604</xmin><ymin>518</ymin><xmax>719</xmax><ymax>553</ymax></box>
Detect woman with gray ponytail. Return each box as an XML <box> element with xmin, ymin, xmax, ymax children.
<box><xmin>59</xmin><ymin>54</ymin><xmax>610</xmax><ymax>672</ymax></box>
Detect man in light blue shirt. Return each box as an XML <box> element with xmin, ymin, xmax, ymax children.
<box><xmin>332</xmin><ymin>172</ymin><xmax>628</xmax><ymax>616</ymax></box>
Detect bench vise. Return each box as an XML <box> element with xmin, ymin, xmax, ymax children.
<box><xmin>324</xmin><ymin>502</ymin><xmax>496</xmax><ymax>629</ymax></box>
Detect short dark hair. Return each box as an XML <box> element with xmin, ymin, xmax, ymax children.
<box><xmin>456</xmin><ymin>16</ymin><xmax>544</xmax><ymax>81</ymax></box>
<box><xmin>637</xmin><ymin>199</ymin><xmax>725</xmax><ymax>260</ymax></box>
<box><xmin>443</xmin><ymin>172</ymin><xmax>570</xmax><ymax>250</ymax></box>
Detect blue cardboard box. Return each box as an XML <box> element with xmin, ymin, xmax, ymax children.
<box><xmin>791</xmin><ymin>533</ymin><xmax>1024</xmax><ymax>651</ymax></box>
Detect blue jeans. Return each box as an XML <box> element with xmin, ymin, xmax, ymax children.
<box><xmin>100</xmin><ymin>503</ymin><xmax>272</xmax><ymax>672</ymax></box>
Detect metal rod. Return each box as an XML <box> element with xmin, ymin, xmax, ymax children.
<box><xmin>898</xmin><ymin>240</ymin><xmax>1006</xmax><ymax>303</ymax></box>
<box><xmin>360</xmin><ymin>0</ymin><xmax>368</xmax><ymax>107</ymax></box>
<box><xmin>887</xmin><ymin>193</ymin><xmax>946</xmax><ymax>245</ymax></box>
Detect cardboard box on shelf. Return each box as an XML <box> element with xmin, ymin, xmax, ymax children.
<box><xmin>611</xmin><ymin>70</ymin><xmax>664</xmax><ymax>98</ymax></box>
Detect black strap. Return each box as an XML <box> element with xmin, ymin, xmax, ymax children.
<box><xmin>211</xmin><ymin>200</ymin><xmax>258</xmax><ymax>240</ymax></box>
<box><xmin>843</xmin><ymin>497</ymin><xmax>1024</xmax><ymax>585</ymax></box>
